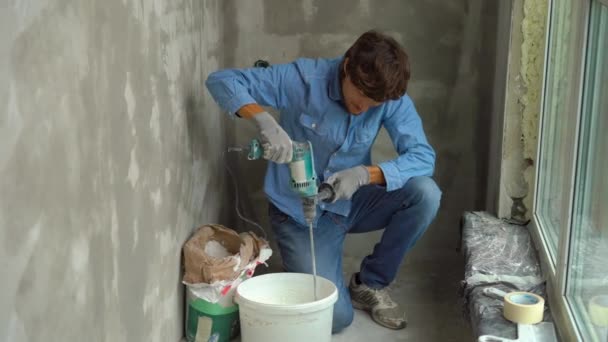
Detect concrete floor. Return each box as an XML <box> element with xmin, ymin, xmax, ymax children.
<box><xmin>221</xmin><ymin>229</ymin><xmax>472</xmax><ymax>342</ymax></box>
<box><xmin>331</xmin><ymin>232</ymin><xmax>473</xmax><ymax>342</ymax></box>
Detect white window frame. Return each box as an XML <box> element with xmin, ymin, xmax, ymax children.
<box><xmin>529</xmin><ymin>0</ymin><xmax>597</xmax><ymax>340</ymax></box>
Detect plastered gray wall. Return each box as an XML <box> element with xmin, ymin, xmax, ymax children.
<box><xmin>1</xmin><ymin>1</ymin><xmax>501</xmax><ymax>340</ymax></box>
<box><xmin>0</xmin><ymin>0</ymin><xmax>228</xmax><ymax>341</ymax></box>
<box><xmin>220</xmin><ymin>0</ymin><xmax>498</xmax><ymax>262</ymax></box>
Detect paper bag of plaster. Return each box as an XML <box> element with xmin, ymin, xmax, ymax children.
<box><xmin>182</xmin><ymin>224</ymin><xmax>272</xmax><ymax>305</ymax></box>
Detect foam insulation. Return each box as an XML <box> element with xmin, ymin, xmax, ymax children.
<box><xmin>520</xmin><ymin>0</ymin><xmax>548</xmax><ymax>213</ymax></box>
<box><xmin>521</xmin><ymin>0</ymin><xmax>547</xmax><ymax>160</ymax></box>
<box><xmin>498</xmin><ymin>0</ymin><xmax>548</xmax><ymax>220</ymax></box>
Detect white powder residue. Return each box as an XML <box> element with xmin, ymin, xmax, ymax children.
<box><xmin>204</xmin><ymin>240</ymin><xmax>231</xmax><ymax>258</ymax></box>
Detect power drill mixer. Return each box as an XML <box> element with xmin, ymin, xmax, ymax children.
<box><xmin>246</xmin><ymin>138</ymin><xmax>334</xmax><ymax>224</ymax></box>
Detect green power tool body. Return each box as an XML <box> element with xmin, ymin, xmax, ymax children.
<box><xmin>247</xmin><ymin>139</ymin><xmax>325</xmax><ymax>224</ymax></box>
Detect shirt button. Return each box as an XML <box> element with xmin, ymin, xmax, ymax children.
<box><xmin>311</xmin><ymin>123</ymin><xmax>317</xmax><ymax>129</ymax></box>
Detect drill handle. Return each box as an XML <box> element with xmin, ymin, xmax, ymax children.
<box><xmin>317</xmin><ymin>183</ymin><xmax>335</xmax><ymax>203</ymax></box>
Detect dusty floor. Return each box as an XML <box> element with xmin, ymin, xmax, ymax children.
<box><xmin>331</xmin><ymin>232</ymin><xmax>473</xmax><ymax>341</ymax></box>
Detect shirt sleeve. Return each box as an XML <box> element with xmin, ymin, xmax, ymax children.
<box><xmin>377</xmin><ymin>98</ymin><xmax>436</xmax><ymax>191</ymax></box>
<box><xmin>205</xmin><ymin>62</ymin><xmax>298</xmax><ymax>117</ymax></box>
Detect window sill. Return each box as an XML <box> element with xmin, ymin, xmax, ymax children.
<box><xmin>528</xmin><ymin>217</ymin><xmax>583</xmax><ymax>341</ymax></box>
<box><xmin>460</xmin><ymin>211</ymin><xmax>554</xmax><ymax>339</ymax></box>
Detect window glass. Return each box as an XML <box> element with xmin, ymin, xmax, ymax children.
<box><xmin>566</xmin><ymin>3</ymin><xmax>608</xmax><ymax>341</ymax></box>
<box><xmin>536</xmin><ymin>0</ymin><xmax>585</xmax><ymax>263</ymax></box>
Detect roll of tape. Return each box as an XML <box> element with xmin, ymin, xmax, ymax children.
<box><xmin>503</xmin><ymin>292</ymin><xmax>545</xmax><ymax>324</ymax></box>
<box><xmin>589</xmin><ymin>295</ymin><xmax>608</xmax><ymax>327</ymax></box>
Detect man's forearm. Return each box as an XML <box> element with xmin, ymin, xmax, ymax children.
<box><xmin>237</xmin><ymin>103</ymin><xmax>265</xmax><ymax>118</ymax></box>
<box><xmin>366</xmin><ymin>165</ymin><xmax>386</xmax><ymax>185</ymax></box>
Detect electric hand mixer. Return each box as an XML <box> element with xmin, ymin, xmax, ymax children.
<box><xmin>246</xmin><ymin>138</ymin><xmax>332</xmax><ymax>224</ymax></box>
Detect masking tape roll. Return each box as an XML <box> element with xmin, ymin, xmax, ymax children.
<box><xmin>589</xmin><ymin>295</ymin><xmax>608</xmax><ymax>327</ymax></box>
<box><xmin>503</xmin><ymin>292</ymin><xmax>544</xmax><ymax>324</ymax></box>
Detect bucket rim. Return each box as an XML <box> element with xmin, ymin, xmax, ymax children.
<box><xmin>235</xmin><ymin>272</ymin><xmax>338</xmax><ymax>314</ymax></box>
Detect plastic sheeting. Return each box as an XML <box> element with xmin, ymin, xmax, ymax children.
<box><xmin>461</xmin><ymin>212</ymin><xmax>552</xmax><ymax>339</ymax></box>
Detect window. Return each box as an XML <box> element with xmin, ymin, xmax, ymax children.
<box><xmin>534</xmin><ymin>0</ymin><xmax>608</xmax><ymax>340</ymax></box>
<box><xmin>567</xmin><ymin>2</ymin><xmax>608</xmax><ymax>340</ymax></box>
<box><xmin>536</xmin><ymin>0</ymin><xmax>585</xmax><ymax>263</ymax></box>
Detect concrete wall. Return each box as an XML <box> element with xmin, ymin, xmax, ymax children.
<box><xmin>220</xmin><ymin>0</ymin><xmax>498</xmax><ymax>264</ymax></box>
<box><xmin>0</xmin><ymin>1</ymin><xmax>227</xmax><ymax>341</ymax></box>
<box><xmin>1</xmin><ymin>1</ymin><xmax>503</xmax><ymax>340</ymax></box>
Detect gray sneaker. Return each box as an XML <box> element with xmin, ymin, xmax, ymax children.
<box><xmin>348</xmin><ymin>274</ymin><xmax>407</xmax><ymax>330</ymax></box>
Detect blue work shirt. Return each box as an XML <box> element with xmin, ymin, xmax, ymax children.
<box><xmin>206</xmin><ymin>57</ymin><xmax>435</xmax><ymax>226</ymax></box>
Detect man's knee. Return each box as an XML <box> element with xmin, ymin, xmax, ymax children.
<box><xmin>332</xmin><ymin>302</ymin><xmax>354</xmax><ymax>334</ymax></box>
<box><xmin>403</xmin><ymin>176</ymin><xmax>441</xmax><ymax>213</ymax></box>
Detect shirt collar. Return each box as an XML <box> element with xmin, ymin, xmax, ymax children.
<box><xmin>328</xmin><ymin>58</ymin><xmax>344</xmax><ymax>102</ymax></box>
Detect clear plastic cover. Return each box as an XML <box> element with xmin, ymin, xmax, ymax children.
<box><xmin>460</xmin><ymin>212</ymin><xmax>552</xmax><ymax>339</ymax></box>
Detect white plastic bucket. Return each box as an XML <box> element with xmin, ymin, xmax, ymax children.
<box><xmin>235</xmin><ymin>272</ymin><xmax>338</xmax><ymax>342</ymax></box>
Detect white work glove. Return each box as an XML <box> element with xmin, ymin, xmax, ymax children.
<box><xmin>326</xmin><ymin>166</ymin><xmax>370</xmax><ymax>202</ymax></box>
<box><xmin>252</xmin><ymin>112</ymin><xmax>293</xmax><ymax>164</ymax></box>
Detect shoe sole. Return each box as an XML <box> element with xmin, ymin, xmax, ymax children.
<box><xmin>350</xmin><ymin>298</ymin><xmax>407</xmax><ymax>330</ymax></box>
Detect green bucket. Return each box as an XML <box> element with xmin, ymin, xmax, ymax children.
<box><xmin>186</xmin><ymin>294</ymin><xmax>239</xmax><ymax>342</ymax></box>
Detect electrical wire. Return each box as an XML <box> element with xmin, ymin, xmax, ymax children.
<box><xmin>223</xmin><ymin>149</ymin><xmax>267</xmax><ymax>239</ymax></box>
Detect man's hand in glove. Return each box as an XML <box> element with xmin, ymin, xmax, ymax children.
<box><xmin>325</xmin><ymin>166</ymin><xmax>371</xmax><ymax>201</ymax></box>
<box><xmin>252</xmin><ymin>112</ymin><xmax>293</xmax><ymax>163</ymax></box>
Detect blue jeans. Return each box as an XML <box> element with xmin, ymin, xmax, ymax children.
<box><xmin>268</xmin><ymin>176</ymin><xmax>441</xmax><ymax>333</ymax></box>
